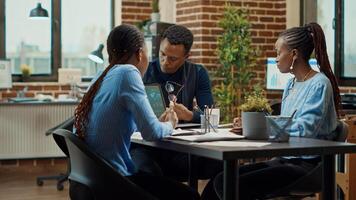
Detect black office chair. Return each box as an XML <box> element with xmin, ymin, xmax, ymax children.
<box><xmin>270</xmin><ymin>101</ymin><xmax>282</xmax><ymax>116</ymax></box>
<box><xmin>36</xmin><ymin>116</ymin><xmax>74</xmax><ymax>190</ymax></box>
<box><xmin>264</xmin><ymin>120</ymin><xmax>349</xmax><ymax>200</ymax></box>
<box><xmin>53</xmin><ymin>129</ymin><xmax>159</xmax><ymax>200</ymax></box>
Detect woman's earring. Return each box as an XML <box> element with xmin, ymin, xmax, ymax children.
<box><xmin>289</xmin><ymin>58</ymin><xmax>295</xmax><ymax>73</ymax></box>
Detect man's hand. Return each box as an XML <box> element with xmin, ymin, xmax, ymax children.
<box><xmin>173</xmin><ymin>103</ymin><xmax>193</xmax><ymax>121</ymax></box>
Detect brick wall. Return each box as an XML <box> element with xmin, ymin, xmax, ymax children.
<box><xmin>0</xmin><ymin>83</ymin><xmax>71</xmax><ymax>101</ymax></box>
<box><xmin>121</xmin><ymin>0</ymin><xmax>152</xmax><ymax>25</ymax></box>
<box><xmin>175</xmin><ymin>0</ymin><xmax>287</xmax><ymax>99</ymax></box>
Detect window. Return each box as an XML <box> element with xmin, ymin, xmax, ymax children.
<box><xmin>334</xmin><ymin>0</ymin><xmax>356</xmax><ymax>85</ymax></box>
<box><xmin>0</xmin><ymin>0</ymin><xmax>114</xmax><ymax>81</ymax></box>
<box><xmin>317</xmin><ymin>0</ymin><xmax>335</xmax><ymax>72</ymax></box>
<box><xmin>343</xmin><ymin>0</ymin><xmax>356</xmax><ymax>78</ymax></box>
<box><xmin>302</xmin><ymin>0</ymin><xmax>356</xmax><ymax>86</ymax></box>
<box><xmin>6</xmin><ymin>0</ymin><xmax>51</xmax><ymax>75</ymax></box>
<box><xmin>62</xmin><ymin>0</ymin><xmax>111</xmax><ymax>78</ymax></box>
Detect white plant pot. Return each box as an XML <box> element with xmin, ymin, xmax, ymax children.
<box><xmin>151</xmin><ymin>12</ymin><xmax>160</xmax><ymax>22</ymax></box>
<box><xmin>242</xmin><ymin>112</ymin><xmax>269</xmax><ymax>140</ymax></box>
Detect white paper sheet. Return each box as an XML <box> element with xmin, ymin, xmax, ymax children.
<box><xmin>197</xmin><ymin>141</ymin><xmax>271</xmax><ymax>147</ymax></box>
<box><xmin>0</xmin><ymin>60</ymin><xmax>12</xmax><ymax>89</ymax></box>
<box><xmin>166</xmin><ymin>128</ymin><xmax>244</xmax><ymax>142</ymax></box>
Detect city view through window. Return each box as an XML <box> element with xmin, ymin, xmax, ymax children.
<box><xmin>6</xmin><ymin>0</ymin><xmax>111</xmax><ymax>77</ymax></box>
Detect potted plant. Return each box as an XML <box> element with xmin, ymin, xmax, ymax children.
<box><xmin>151</xmin><ymin>0</ymin><xmax>160</xmax><ymax>22</ymax></box>
<box><xmin>240</xmin><ymin>87</ymin><xmax>272</xmax><ymax>140</ymax></box>
<box><xmin>213</xmin><ymin>4</ymin><xmax>259</xmax><ymax>123</ymax></box>
<box><xmin>20</xmin><ymin>64</ymin><xmax>32</xmax><ymax>82</ymax></box>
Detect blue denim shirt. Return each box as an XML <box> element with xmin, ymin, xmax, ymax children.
<box><xmin>280</xmin><ymin>72</ymin><xmax>337</xmax><ymax>140</ymax></box>
<box><xmin>85</xmin><ymin>64</ymin><xmax>173</xmax><ymax>176</ymax></box>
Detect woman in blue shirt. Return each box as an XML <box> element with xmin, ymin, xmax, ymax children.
<box><xmin>74</xmin><ymin>24</ymin><xmax>199</xmax><ymax>200</ymax></box>
<box><xmin>201</xmin><ymin>22</ymin><xmax>341</xmax><ymax>200</ymax></box>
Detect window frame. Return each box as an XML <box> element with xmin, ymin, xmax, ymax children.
<box><xmin>0</xmin><ymin>0</ymin><xmax>115</xmax><ymax>82</ymax></box>
<box><xmin>301</xmin><ymin>0</ymin><xmax>356</xmax><ymax>87</ymax></box>
<box><xmin>334</xmin><ymin>0</ymin><xmax>356</xmax><ymax>86</ymax></box>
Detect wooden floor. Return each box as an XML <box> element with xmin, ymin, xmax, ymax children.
<box><xmin>0</xmin><ymin>165</ymin><xmax>316</xmax><ymax>200</ymax></box>
<box><xmin>0</xmin><ymin>166</ymin><xmax>69</xmax><ymax>200</ymax></box>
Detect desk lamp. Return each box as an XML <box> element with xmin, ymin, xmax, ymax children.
<box><xmin>88</xmin><ymin>44</ymin><xmax>104</xmax><ymax>73</ymax></box>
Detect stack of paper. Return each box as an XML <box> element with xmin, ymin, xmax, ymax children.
<box><xmin>166</xmin><ymin>128</ymin><xmax>244</xmax><ymax>142</ymax></box>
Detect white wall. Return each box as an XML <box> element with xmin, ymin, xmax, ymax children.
<box><xmin>286</xmin><ymin>0</ymin><xmax>300</xmax><ymax>28</ymax></box>
<box><xmin>160</xmin><ymin>0</ymin><xmax>176</xmax><ymax>23</ymax></box>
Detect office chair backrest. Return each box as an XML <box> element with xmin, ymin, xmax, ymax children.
<box><xmin>265</xmin><ymin>119</ymin><xmax>349</xmax><ymax>199</ymax></box>
<box><xmin>53</xmin><ymin>129</ymin><xmax>158</xmax><ymax>200</ymax></box>
<box><xmin>51</xmin><ymin>116</ymin><xmax>74</xmax><ymax>157</ymax></box>
<box><xmin>334</xmin><ymin>120</ymin><xmax>349</xmax><ymax>142</ymax></box>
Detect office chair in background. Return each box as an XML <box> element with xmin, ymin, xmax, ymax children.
<box><xmin>264</xmin><ymin>120</ymin><xmax>349</xmax><ymax>200</ymax></box>
<box><xmin>36</xmin><ymin>116</ymin><xmax>74</xmax><ymax>191</ymax></box>
<box><xmin>53</xmin><ymin>129</ymin><xmax>158</xmax><ymax>200</ymax></box>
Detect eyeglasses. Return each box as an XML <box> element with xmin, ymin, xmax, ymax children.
<box><xmin>165</xmin><ymin>81</ymin><xmax>184</xmax><ymax>102</ymax></box>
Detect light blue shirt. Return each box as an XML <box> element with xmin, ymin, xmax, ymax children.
<box><xmin>85</xmin><ymin>64</ymin><xmax>173</xmax><ymax>176</ymax></box>
<box><xmin>280</xmin><ymin>72</ymin><xmax>337</xmax><ymax>140</ymax></box>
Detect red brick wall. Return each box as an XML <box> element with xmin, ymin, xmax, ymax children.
<box><xmin>121</xmin><ymin>0</ymin><xmax>152</xmax><ymax>25</ymax></box>
<box><xmin>0</xmin><ymin>83</ymin><xmax>71</xmax><ymax>101</ymax></box>
<box><xmin>175</xmin><ymin>0</ymin><xmax>287</xmax><ymax>99</ymax></box>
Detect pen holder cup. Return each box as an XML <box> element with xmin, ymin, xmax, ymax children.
<box><xmin>266</xmin><ymin>116</ymin><xmax>291</xmax><ymax>142</ymax></box>
<box><xmin>200</xmin><ymin>114</ymin><xmax>219</xmax><ymax>133</ymax></box>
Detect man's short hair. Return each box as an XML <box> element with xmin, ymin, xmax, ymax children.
<box><xmin>162</xmin><ymin>25</ymin><xmax>193</xmax><ymax>54</ymax></box>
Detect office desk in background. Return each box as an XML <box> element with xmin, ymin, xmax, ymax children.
<box><xmin>132</xmin><ymin>136</ymin><xmax>356</xmax><ymax>200</ymax></box>
<box><xmin>0</xmin><ymin>101</ymin><xmax>77</xmax><ymax>159</ymax></box>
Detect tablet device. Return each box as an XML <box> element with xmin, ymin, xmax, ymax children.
<box><xmin>145</xmin><ymin>84</ymin><xmax>166</xmax><ymax>118</ymax></box>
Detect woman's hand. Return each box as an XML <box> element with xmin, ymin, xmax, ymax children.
<box><xmin>230</xmin><ymin>117</ymin><xmax>242</xmax><ymax>135</ymax></box>
<box><xmin>233</xmin><ymin>117</ymin><xmax>241</xmax><ymax>128</ymax></box>
<box><xmin>166</xmin><ymin>110</ymin><xmax>178</xmax><ymax>129</ymax></box>
<box><xmin>159</xmin><ymin>103</ymin><xmax>178</xmax><ymax>128</ymax></box>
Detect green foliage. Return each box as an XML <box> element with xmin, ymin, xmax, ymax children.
<box><xmin>135</xmin><ymin>19</ymin><xmax>151</xmax><ymax>32</ymax></box>
<box><xmin>152</xmin><ymin>0</ymin><xmax>159</xmax><ymax>13</ymax></box>
<box><xmin>213</xmin><ymin>4</ymin><xmax>259</xmax><ymax>122</ymax></box>
<box><xmin>240</xmin><ymin>86</ymin><xmax>272</xmax><ymax>113</ymax></box>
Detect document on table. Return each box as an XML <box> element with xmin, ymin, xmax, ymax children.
<box><xmin>131</xmin><ymin>129</ymin><xmax>201</xmax><ymax>140</ymax></box>
<box><xmin>165</xmin><ymin>128</ymin><xmax>245</xmax><ymax>142</ymax></box>
<box><xmin>197</xmin><ymin>141</ymin><xmax>271</xmax><ymax>147</ymax></box>
<box><xmin>131</xmin><ymin>129</ymin><xmax>244</xmax><ymax>142</ymax></box>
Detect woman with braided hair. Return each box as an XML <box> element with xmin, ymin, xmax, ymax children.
<box><xmin>201</xmin><ymin>22</ymin><xmax>341</xmax><ymax>200</ymax></box>
<box><xmin>74</xmin><ymin>24</ymin><xmax>199</xmax><ymax>200</ymax></box>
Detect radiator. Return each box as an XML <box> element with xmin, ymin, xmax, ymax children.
<box><xmin>0</xmin><ymin>103</ymin><xmax>77</xmax><ymax>159</ymax></box>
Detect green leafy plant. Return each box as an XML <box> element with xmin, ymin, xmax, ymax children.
<box><xmin>152</xmin><ymin>0</ymin><xmax>159</xmax><ymax>13</ymax></box>
<box><xmin>135</xmin><ymin>19</ymin><xmax>151</xmax><ymax>32</ymax></box>
<box><xmin>213</xmin><ymin>4</ymin><xmax>259</xmax><ymax>122</ymax></box>
<box><xmin>240</xmin><ymin>86</ymin><xmax>272</xmax><ymax>113</ymax></box>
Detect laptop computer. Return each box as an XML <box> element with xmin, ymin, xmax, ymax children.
<box><xmin>144</xmin><ymin>84</ymin><xmax>200</xmax><ymax>128</ymax></box>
